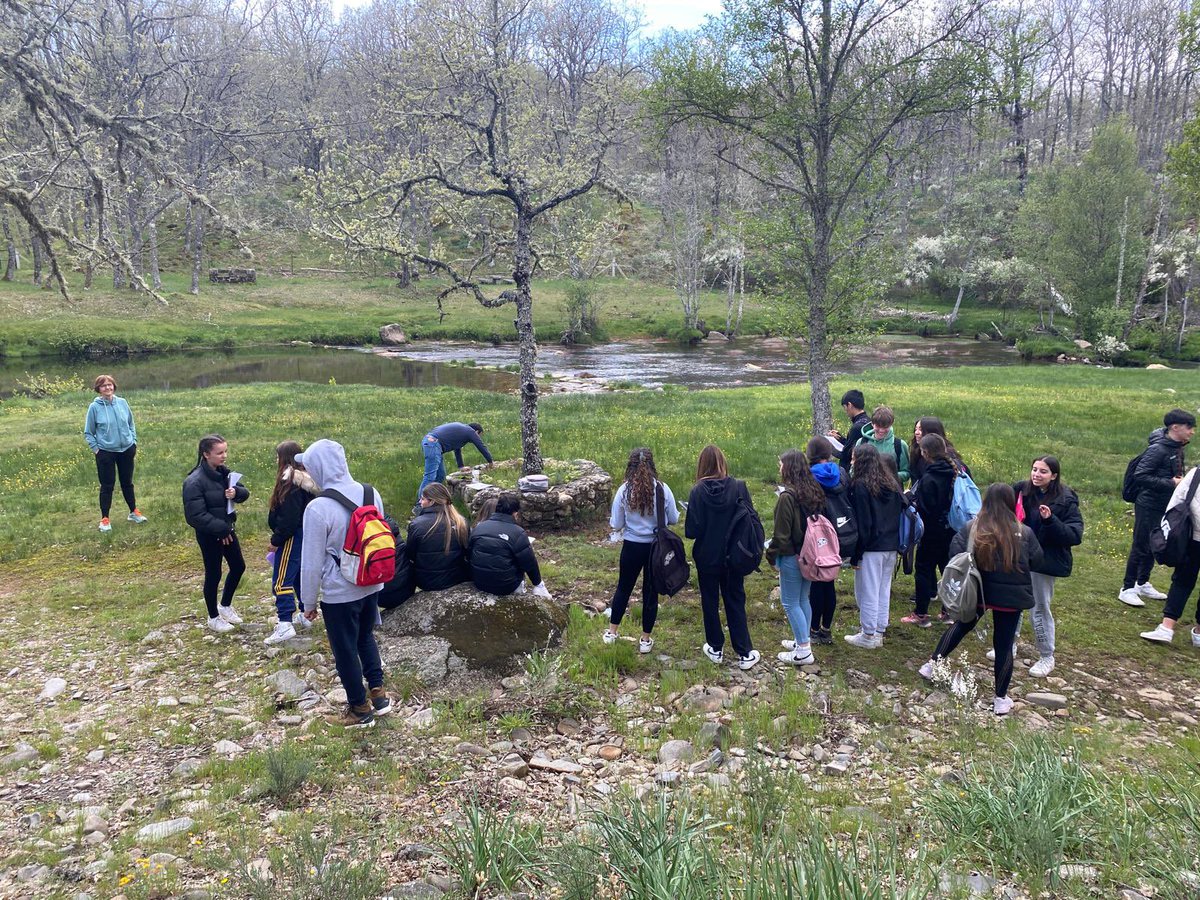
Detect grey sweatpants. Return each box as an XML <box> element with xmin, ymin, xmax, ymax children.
<box><xmin>853</xmin><ymin>551</ymin><xmax>894</xmax><ymax>636</ymax></box>
<box><xmin>1017</xmin><ymin>572</ymin><xmax>1056</xmax><ymax>657</ymax></box>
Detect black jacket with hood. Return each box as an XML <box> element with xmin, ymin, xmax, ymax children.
<box><xmin>848</xmin><ymin>484</ymin><xmax>904</xmax><ymax>566</ymax></box>
<box><xmin>838</xmin><ymin>412</ymin><xmax>872</xmax><ymax>469</ymax></box>
<box><xmin>685</xmin><ymin>477</ymin><xmax>754</xmax><ymax>573</ymax></box>
<box><xmin>267</xmin><ymin>467</ymin><xmax>319</xmax><ymax>547</ymax></box>
<box><xmin>406</xmin><ymin>507</ymin><xmax>470</xmax><ymax>591</ymax></box>
<box><xmin>1013</xmin><ymin>480</ymin><xmax>1084</xmax><ymax>578</ymax></box>
<box><xmin>950</xmin><ymin>521</ymin><xmax>1044</xmax><ymax>610</ymax></box>
<box><xmin>1133</xmin><ymin>427</ymin><xmax>1186</xmax><ymax>511</ymax></box>
<box><xmin>468</xmin><ymin>512</ymin><xmax>542</xmax><ymax>595</ymax></box>
<box><xmin>914</xmin><ymin>458</ymin><xmax>956</xmax><ymax>535</ymax></box>
<box><xmin>183</xmin><ymin>462</ymin><xmax>249</xmax><ymax>538</ymax></box>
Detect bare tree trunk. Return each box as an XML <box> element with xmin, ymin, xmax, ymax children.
<box><xmin>82</xmin><ymin>191</ymin><xmax>95</xmax><ymax>289</ymax></box>
<box><xmin>948</xmin><ymin>277</ymin><xmax>967</xmax><ymax>327</ymax></box>
<box><xmin>190</xmin><ymin>201</ymin><xmax>205</xmax><ymax>295</ymax></box>
<box><xmin>1115</xmin><ymin>195</ymin><xmax>1129</xmax><ymax>307</ymax></box>
<box><xmin>125</xmin><ymin>190</ymin><xmax>144</xmax><ymax>286</ymax></box>
<box><xmin>513</xmin><ymin>208</ymin><xmax>542</xmax><ymax>475</ymax></box>
<box><xmin>1177</xmin><ymin>267</ymin><xmax>1192</xmax><ymax>355</ymax></box>
<box><xmin>183</xmin><ymin>201</ymin><xmax>193</xmax><ymax>256</ymax></box>
<box><xmin>29</xmin><ymin>226</ymin><xmax>43</xmax><ymax>286</ymax></box>
<box><xmin>1</xmin><ymin>208</ymin><xmax>18</xmax><ymax>281</ymax></box>
<box><xmin>147</xmin><ymin>220</ymin><xmax>161</xmax><ymax>290</ymax></box>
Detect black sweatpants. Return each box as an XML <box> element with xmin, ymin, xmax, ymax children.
<box><xmin>915</xmin><ymin>525</ymin><xmax>955</xmax><ymax>615</ymax></box>
<box><xmin>932</xmin><ymin>608</ymin><xmax>1021</xmax><ymax>698</ymax></box>
<box><xmin>1123</xmin><ymin>502</ymin><xmax>1163</xmax><ymax>590</ymax></box>
<box><xmin>195</xmin><ymin>530</ymin><xmax>246</xmax><ymax>619</ymax></box>
<box><xmin>323</xmin><ymin>594</ymin><xmax>384</xmax><ymax>709</ymax></box>
<box><xmin>609</xmin><ymin>539</ymin><xmax>659</xmax><ymax>634</ymax></box>
<box><xmin>1164</xmin><ymin>538</ymin><xmax>1200</xmax><ymax>622</ymax></box>
<box><xmin>95</xmin><ymin>445</ymin><xmax>137</xmax><ymax>518</ymax></box>
<box><xmin>698</xmin><ymin>567</ymin><xmax>753</xmax><ymax>659</ymax></box>
<box><xmin>810</xmin><ymin>579</ymin><xmax>836</xmax><ymax>630</ymax></box>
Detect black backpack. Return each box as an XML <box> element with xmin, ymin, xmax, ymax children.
<box><xmin>650</xmin><ymin>483</ymin><xmax>690</xmax><ymax>596</ymax></box>
<box><xmin>823</xmin><ymin>488</ymin><xmax>858</xmax><ymax>562</ymax></box>
<box><xmin>1151</xmin><ymin>470</ymin><xmax>1199</xmax><ymax>567</ymax></box>
<box><xmin>725</xmin><ymin>483</ymin><xmax>765</xmax><ymax>576</ymax></box>
<box><xmin>1122</xmin><ymin>451</ymin><xmax>1145</xmax><ymax>503</ymax></box>
<box><xmin>378</xmin><ymin>514</ymin><xmax>414</xmax><ymax>609</ymax></box>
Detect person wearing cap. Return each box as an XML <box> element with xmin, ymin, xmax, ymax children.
<box><xmin>417</xmin><ymin>422</ymin><xmax>494</xmax><ymax>503</ymax></box>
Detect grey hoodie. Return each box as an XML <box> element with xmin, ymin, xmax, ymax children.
<box><xmin>296</xmin><ymin>439</ymin><xmax>384</xmax><ymax>610</ymax></box>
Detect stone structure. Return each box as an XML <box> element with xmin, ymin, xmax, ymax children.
<box><xmin>447</xmin><ymin>458</ymin><xmax>612</xmax><ymax>529</ymax></box>
<box><xmin>377</xmin><ymin>584</ymin><xmax>567</xmax><ymax>685</ymax></box>
<box><xmin>208</xmin><ymin>267</ymin><xmax>256</xmax><ymax>284</ymax></box>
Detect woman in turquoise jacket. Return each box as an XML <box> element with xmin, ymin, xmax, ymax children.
<box><xmin>83</xmin><ymin>374</ymin><xmax>146</xmax><ymax>532</ymax></box>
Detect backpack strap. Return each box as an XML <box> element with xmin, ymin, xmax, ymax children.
<box><xmin>893</xmin><ymin>436</ymin><xmax>902</xmax><ymax>460</ymax></box>
<box><xmin>319</xmin><ymin>488</ymin><xmax>358</xmax><ymax>513</ymax></box>
<box><xmin>362</xmin><ymin>483</ymin><xmax>376</xmax><ymax>508</ymax></box>
<box><xmin>655</xmin><ymin>481</ymin><xmax>666</xmax><ymax>532</ymax></box>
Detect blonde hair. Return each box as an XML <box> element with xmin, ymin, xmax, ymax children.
<box><xmin>421</xmin><ymin>482</ymin><xmax>469</xmax><ymax>553</ymax></box>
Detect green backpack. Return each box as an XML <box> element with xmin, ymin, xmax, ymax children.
<box><xmin>937</xmin><ymin>525</ymin><xmax>982</xmax><ymax>623</ymax></box>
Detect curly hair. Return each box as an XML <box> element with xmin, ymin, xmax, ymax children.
<box><xmin>623</xmin><ymin>448</ymin><xmax>658</xmax><ymax>516</ymax></box>
<box><xmin>850</xmin><ymin>442</ymin><xmax>901</xmax><ymax>497</ymax></box>
<box><xmin>779</xmin><ymin>449</ymin><xmax>826</xmax><ymax>514</ymax></box>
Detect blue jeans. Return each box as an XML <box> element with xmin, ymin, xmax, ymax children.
<box><xmin>321</xmin><ymin>595</ymin><xmax>384</xmax><ymax>708</ymax></box>
<box><xmin>418</xmin><ymin>434</ymin><xmax>446</xmax><ymax>500</ymax></box>
<box><xmin>776</xmin><ymin>554</ymin><xmax>812</xmax><ymax>645</ymax></box>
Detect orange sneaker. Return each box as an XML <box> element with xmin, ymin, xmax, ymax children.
<box><xmin>128</xmin><ymin>509</ymin><xmax>148</xmax><ymax>523</ymax></box>
<box><xmin>98</xmin><ymin>517</ymin><xmax>112</xmax><ymax>533</ymax></box>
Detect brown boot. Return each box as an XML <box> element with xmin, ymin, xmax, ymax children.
<box><xmin>325</xmin><ymin>702</ymin><xmax>374</xmax><ymax>729</ymax></box>
<box><xmin>369</xmin><ymin>686</ymin><xmax>393</xmax><ymax>717</ymax></box>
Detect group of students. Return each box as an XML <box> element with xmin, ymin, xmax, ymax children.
<box><xmin>600</xmin><ymin>390</ymin><xmax>1086</xmax><ymax>716</ymax></box>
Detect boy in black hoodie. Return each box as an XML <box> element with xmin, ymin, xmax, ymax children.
<box><xmin>827</xmin><ymin>389</ymin><xmax>871</xmax><ymax>470</ymax></box>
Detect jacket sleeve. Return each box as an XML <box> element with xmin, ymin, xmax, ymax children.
<box><xmin>662</xmin><ymin>482</ymin><xmax>680</xmax><ymax>526</ymax></box>
<box><xmin>896</xmin><ymin>441</ymin><xmax>910</xmax><ymax>485</ymax></box>
<box><xmin>233</xmin><ymin>480</ymin><xmax>250</xmax><ymax>503</ymax></box>
<box><xmin>949</xmin><ymin>525</ymin><xmax>968</xmax><ymax>557</ymax></box>
<box><xmin>610</xmin><ymin>485</ymin><xmax>626</xmax><ymax>531</ymax></box>
<box><xmin>124</xmin><ymin>400</ymin><xmax>137</xmax><ymax>445</ymax></box>
<box><xmin>1039</xmin><ymin>492</ymin><xmax>1084</xmax><ymax>548</ymax></box>
<box><xmin>513</xmin><ymin>532</ymin><xmax>542</xmax><ymax>585</ymax></box>
<box><xmin>684</xmin><ymin>486</ymin><xmax>703</xmax><ymax>539</ymax></box>
<box><xmin>405</xmin><ymin>523</ymin><xmax>420</xmax><ymax>562</ymax></box>
<box><xmin>270</xmin><ymin>491</ymin><xmax>305</xmax><ymax>547</ymax></box>
<box><xmin>183</xmin><ymin>477</ymin><xmax>230</xmax><ymax>538</ymax></box>
<box><xmin>298</xmin><ymin>504</ymin><xmax>327</xmax><ymax>612</ymax></box>
<box><xmin>83</xmin><ymin>404</ymin><xmax>99</xmax><ymax>452</ymax></box>
<box><xmin>1135</xmin><ymin>444</ymin><xmax>1178</xmax><ymax>497</ymax></box>
<box><xmin>1023</xmin><ymin>525</ymin><xmax>1045</xmax><ymax>572</ymax></box>
<box><xmin>849</xmin><ymin>489</ymin><xmax>871</xmax><ymax>566</ymax></box>
<box><xmin>767</xmin><ymin>493</ymin><xmax>792</xmax><ymax>565</ymax></box>
<box><xmin>469</xmin><ymin>433</ymin><xmax>493</xmax><ymax>464</ymax></box>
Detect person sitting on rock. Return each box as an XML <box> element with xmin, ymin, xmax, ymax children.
<box><xmin>417</xmin><ymin>422</ymin><xmax>493</xmax><ymax>503</ymax></box>
<box><xmin>468</xmin><ymin>494</ymin><xmax>551</xmax><ymax>597</ymax></box>
<box><xmin>407</xmin><ymin>482</ymin><xmax>471</xmax><ymax>590</ymax></box>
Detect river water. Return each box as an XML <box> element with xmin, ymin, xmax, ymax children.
<box><xmin>0</xmin><ymin>334</ymin><xmax>1021</xmax><ymax>398</ymax></box>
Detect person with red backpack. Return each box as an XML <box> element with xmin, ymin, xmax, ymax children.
<box><xmin>768</xmin><ymin>450</ymin><xmax>830</xmax><ymax>666</ymax></box>
<box><xmin>297</xmin><ymin>439</ymin><xmax>394</xmax><ymax>729</ymax></box>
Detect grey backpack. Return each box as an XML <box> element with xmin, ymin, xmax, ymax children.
<box><xmin>937</xmin><ymin>525</ymin><xmax>982</xmax><ymax>623</ymax></box>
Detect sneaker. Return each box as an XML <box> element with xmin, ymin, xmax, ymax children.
<box><xmin>993</xmin><ymin>695</ymin><xmax>1014</xmax><ymax>716</ymax></box>
<box><xmin>814</xmin><ymin>628</ymin><xmax>834</xmax><ymax>645</ymax></box>
<box><xmin>639</xmin><ymin>637</ymin><xmax>654</xmax><ymax>654</ymax></box>
<box><xmin>207</xmin><ymin>616</ymin><xmax>234</xmax><ymax>633</ymax></box>
<box><xmin>985</xmin><ymin>644</ymin><xmax>1018</xmax><ymax>662</ymax></box>
<box><xmin>602</xmin><ymin>629</ymin><xmax>618</xmax><ymax>645</ymax></box>
<box><xmin>918</xmin><ymin>660</ymin><xmax>934</xmax><ymax>681</ymax></box>
<box><xmin>1193</xmin><ymin>628</ymin><xmax>1200</xmax><ymax>648</ymax></box>
<box><xmin>1029</xmin><ymin>656</ymin><xmax>1056</xmax><ymax>677</ymax></box>
<box><xmin>127</xmin><ymin>509</ymin><xmax>148</xmax><ymax>524</ymax></box>
<box><xmin>844</xmin><ymin>631</ymin><xmax>881</xmax><ymax>649</ymax></box>
<box><xmin>780</xmin><ymin>639</ymin><xmax>797</xmax><ymax>650</ymax></box>
<box><xmin>738</xmin><ymin>650</ymin><xmax>762</xmax><ymax>671</ymax></box>
<box><xmin>264</xmin><ymin>621</ymin><xmax>297</xmax><ymax>645</ymax></box>
<box><xmin>1140</xmin><ymin>623</ymin><xmax>1175</xmax><ymax>644</ymax></box>
<box><xmin>1118</xmin><ymin>588</ymin><xmax>1145</xmax><ymax>607</ymax></box>
<box><xmin>369</xmin><ymin>686</ymin><xmax>393</xmax><ymax>717</ymax></box>
<box><xmin>292</xmin><ymin>613</ymin><xmax>313</xmax><ymax>630</ymax></box>
<box><xmin>217</xmin><ymin>605</ymin><xmax>243</xmax><ymax>625</ymax></box>
<box><xmin>777</xmin><ymin>648</ymin><xmax>816</xmax><ymax>666</ymax></box>
<box><xmin>325</xmin><ymin>703</ymin><xmax>375</xmax><ymax>729</ymax></box>
<box><xmin>603</xmin><ymin>606</ymin><xmax>612</xmax><ymax>621</ymax></box>
<box><xmin>900</xmin><ymin>613</ymin><xmax>932</xmax><ymax>628</ymax></box>
<box><xmin>702</xmin><ymin>643</ymin><xmax>724</xmax><ymax>664</ymax></box>
<box><xmin>935</xmin><ymin>610</ymin><xmax>952</xmax><ymax>624</ymax></box>
<box><xmin>98</xmin><ymin>517</ymin><xmax>112</xmax><ymax>533</ymax></box>
<box><xmin>1136</xmin><ymin>581</ymin><xmax>1168</xmax><ymax>600</ymax></box>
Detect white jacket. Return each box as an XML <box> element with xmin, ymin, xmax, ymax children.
<box><xmin>1164</xmin><ymin>467</ymin><xmax>1200</xmax><ymax>541</ymax></box>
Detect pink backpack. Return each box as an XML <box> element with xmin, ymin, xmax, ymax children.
<box><xmin>798</xmin><ymin>514</ymin><xmax>841</xmax><ymax>582</ymax></box>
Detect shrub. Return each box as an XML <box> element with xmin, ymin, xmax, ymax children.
<box><xmin>16</xmin><ymin>372</ymin><xmax>85</xmax><ymax>397</ymax></box>
<box><xmin>438</xmin><ymin>801</ymin><xmax>544</xmax><ymax>895</ymax></box>
<box><xmin>234</xmin><ymin>832</ymin><xmax>385</xmax><ymax>900</ymax></box>
<box><xmin>259</xmin><ymin>744</ymin><xmax>314</xmax><ymax>805</ymax></box>
<box><xmin>562</xmin><ymin>279</ymin><xmax>605</xmax><ymax>344</ymax></box>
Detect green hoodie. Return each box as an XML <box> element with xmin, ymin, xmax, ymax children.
<box><xmin>857</xmin><ymin>423</ymin><xmax>910</xmax><ymax>484</ymax></box>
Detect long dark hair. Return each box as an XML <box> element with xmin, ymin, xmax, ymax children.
<box><xmin>806</xmin><ymin>436</ymin><xmax>835</xmax><ymax>465</ymax></box>
<box><xmin>973</xmin><ymin>483</ymin><xmax>1022</xmax><ymax>573</ymax></box>
<box><xmin>696</xmin><ymin>444</ymin><xmax>728</xmax><ymax>481</ymax></box>
<box><xmin>918</xmin><ymin>433</ymin><xmax>954</xmax><ymax>470</ymax></box>
<box><xmin>911</xmin><ymin>417</ymin><xmax>962</xmax><ymax>466</ymax></box>
<box><xmin>1023</xmin><ymin>455</ymin><xmax>1064</xmax><ymax>503</ymax></box>
<box><xmin>623</xmin><ymin>447</ymin><xmax>658</xmax><ymax>516</ymax></box>
<box><xmin>850</xmin><ymin>443</ymin><xmax>900</xmax><ymax>497</ymax></box>
<box><xmin>192</xmin><ymin>434</ymin><xmax>226</xmax><ymax>472</ymax></box>
<box><xmin>421</xmin><ymin>482</ymin><xmax>469</xmax><ymax>553</ymax></box>
<box><xmin>779</xmin><ymin>449</ymin><xmax>826</xmax><ymax>514</ymax></box>
<box><xmin>269</xmin><ymin>440</ymin><xmax>304</xmax><ymax>512</ymax></box>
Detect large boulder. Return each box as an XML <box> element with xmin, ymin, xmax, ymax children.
<box><xmin>377</xmin><ymin>584</ymin><xmax>568</xmax><ymax>686</ymax></box>
<box><xmin>379</xmin><ymin>323</ymin><xmax>408</xmax><ymax>345</ymax></box>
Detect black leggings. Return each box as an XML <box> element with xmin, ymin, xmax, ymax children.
<box><xmin>932</xmin><ymin>608</ymin><xmax>1021</xmax><ymax>698</ymax></box>
<box><xmin>609</xmin><ymin>539</ymin><xmax>659</xmax><ymax>634</ymax></box>
<box><xmin>810</xmin><ymin>580</ymin><xmax>836</xmax><ymax>630</ymax></box>
<box><xmin>95</xmin><ymin>445</ymin><xmax>137</xmax><ymax>517</ymax></box>
<box><xmin>914</xmin><ymin>525</ymin><xmax>954</xmax><ymax>615</ymax></box>
<box><xmin>196</xmin><ymin>531</ymin><xmax>246</xmax><ymax>619</ymax></box>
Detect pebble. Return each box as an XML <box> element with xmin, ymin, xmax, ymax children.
<box><xmin>1025</xmin><ymin>692</ymin><xmax>1068</xmax><ymax>711</ymax></box>
<box><xmin>407</xmin><ymin>708</ymin><xmax>436</xmax><ymax>729</ymax></box>
<box><xmin>277</xmin><ymin>715</ymin><xmax>303</xmax><ymax>726</ymax></box>
<box><xmin>498</xmin><ymin>754</ymin><xmax>530</xmax><ymax>778</ymax></box>
<box><xmin>556</xmin><ymin>718</ymin><xmax>580</xmax><ymax>736</ymax></box>
<box><xmin>212</xmin><ymin>740</ymin><xmax>244</xmax><ymax>756</ymax></box>
<box><xmin>326</xmin><ymin>687</ymin><xmax>348</xmax><ymax>704</ymax></box>
<box><xmin>141</xmin><ymin>630</ymin><xmax>167</xmax><ymax>645</ymax></box>
<box><xmin>1057</xmin><ymin>864</ymin><xmax>1099</xmax><ymax>882</ymax></box>
<box><xmin>598</xmin><ymin>745</ymin><xmax>623</xmax><ymax>761</ymax></box>
<box><xmin>136</xmin><ymin>817</ymin><xmax>194</xmax><ymax>841</ymax></box>
<box><xmin>456</xmin><ymin>742</ymin><xmax>489</xmax><ymax>757</ymax></box>
<box><xmin>1137</xmin><ymin>688</ymin><xmax>1174</xmax><ymax>704</ymax></box>
<box><xmin>86</xmin><ymin>749</ymin><xmax>105</xmax><ymax>763</ymax></box>
<box><xmin>697</xmin><ymin>722</ymin><xmax>731</xmax><ymax>750</ymax></box>
<box><xmin>171</xmin><ymin>759</ymin><xmax>204</xmax><ymax>779</ymax></box>
<box><xmin>4</xmin><ymin>742</ymin><xmax>40</xmax><ymax>766</ymax></box>
<box><xmin>82</xmin><ymin>813</ymin><xmax>108</xmax><ymax>834</ymax></box>
<box><xmin>680</xmin><ymin>685</ymin><xmax>728</xmax><ymax>713</ymax></box>
<box><xmin>16</xmin><ymin>863</ymin><xmax>50</xmax><ymax>882</ymax></box>
<box><xmin>823</xmin><ymin>760</ymin><xmax>850</xmax><ymax>776</ymax></box>
<box><xmin>528</xmin><ymin>756</ymin><xmax>583</xmax><ymax>775</ymax></box>
<box><xmin>509</xmin><ymin>727</ymin><xmax>533</xmax><ymax>743</ymax></box>
<box><xmin>179</xmin><ymin>695</ymin><xmax>202</xmax><ymax>706</ymax></box>
<box><xmin>157</xmin><ymin>696</ymin><xmax>179</xmax><ymax>707</ymax></box>
<box><xmin>658</xmin><ymin>740</ymin><xmax>694</xmax><ymax>765</ymax></box>
<box><xmin>266</xmin><ymin>670</ymin><xmax>310</xmax><ymax>699</ymax></box>
<box><xmin>19</xmin><ymin>812</ymin><xmax>42</xmax><ymax>829</ymax></box>
<box><xmin>39</xmin><ymin>677</ymin><xmax>68</xmax><ymax>700</ymax></box>
<box><xmin>387</xmin><ymin>881</ymin><xmax>443</xmax><ymax>899</ymax></box>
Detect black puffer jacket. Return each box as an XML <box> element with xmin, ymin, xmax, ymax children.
<box><xmin>685</xmin><ymin>477</ymin><xmax>754</xmax><ymax>573</ymax></box>
<box><xmin>406</xmin><ymin>508</ymin><xmax>470</xmax><ymax>591</ymax></box>
<box><xmin>183</xmin><ymin>462</ymin><xmax>249</xmax><ymax>538</ymax></box>
<box><xmin>267</xmin><ymin>468</ymin><xmax>319</xmax><ymax>547</ymax></box>
<box><xmin>1133</xmin><ymin>428</ymin><xmax>1187</xmax><ymax>510</ymax></box>
<box><xmin>1013</xmin><ymin>481</ymin><xmax>1084</xmax><ymax>578</ymax></box>
<box><xmin>950</xmin><ymin>522</ymin><xmax>1044</xmax><ymax>610</ymax></box>
<box><xmin>468</xmin><ymin>513</ymin><xmax>541</xmax><ymax>595</ymax></box>
<box><xmin>848</xmin><ymin>485</ymin><xmax>904</xmax><ymax>565</ymax></box>
<box><xmin>914</xmin><ymin>458</ymin><xmax>956</xmax><ymax>534</ymax></box>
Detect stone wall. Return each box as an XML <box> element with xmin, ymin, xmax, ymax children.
<box><xmin>208</xmin><ymin>267</ymin><xmax>256</xmax><ymax>284</ymax></box>
<box><xmin>448</xmin><ymin>458</ymin><xmax>612</xmax><ymax>529</ymax></box>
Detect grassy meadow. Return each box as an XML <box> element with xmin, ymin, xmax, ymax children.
<box><xmin>2</xmin><ymin>365</ymin><xmax>1200</xmax><ymax>898</ymax></box>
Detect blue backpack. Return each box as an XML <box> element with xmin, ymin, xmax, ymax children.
<box><xmin>898</xmin><ymin>498</ymin><xmax>924</xmax><ymax>555</ymax></box>
<box><xmin>948</xmin><ymin>470</ymin><xmax>982</xmax><ymax>531</ymax></box>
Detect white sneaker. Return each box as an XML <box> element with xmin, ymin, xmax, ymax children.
<box><xmin>1136</xmin><ymin>581</ymin><xmax>1168</xmax><ymax>600</ymax></box>
<box><xmin>217</xmin><ymin>605</ymin><xmax>243</xmax><ymax>625</ymax></box>
<box><xmin>844</xmin><ymin>632</ymin><xmax>880</xmax><ymax>649</ymax></box>
<box><xmin>1118</xmin><ymin>588</ymin><xmax>1146</xmax><ymax>607</ymax></box>
<box><xmin>918</xmin><ymin>660</ymin><xmax>934</xmax><ymax>681</ymax></box>
<box><xmin>702</xmin><ymin>643</ymin><xmax>723</xmax><ymax>664</ymax></box>
<box><xmin>639</xmin><ymin>637</ymin><xmax>654</xmax><ymax>654</ymax></box>
<box><xmin>1029</xmin><ymin>656</ymin><xmax>1055</xmax><ymax>677</ymax></box>
<box><xmin>207</xmin><ymin>616</ymin><xmax>234</xmax><ymax>633</ymax></box>
<box><xmin>603</xmin><ymin>606</ymin><xmax>612</xmax><ymax>621</ymax></box>
<box><xmin>738</xmin><ymin>650</ymin><xmax>762</xmax><ymax>671</ymax></box>
<box><xmin>602</xmin><ymin>629</ymin><xmax>618</xmax><ymax>644</ymax></box>
<box><xmin>264</xmin><ymin>621</ymin><xmax>297</xmax><ymax>645</ymax></box>
<box><xmin>1193</xmin><ymin>628</ymin><xmax>1200</xmax><ymax>648</ymax></box>
<box><xmin>986</xmin><ymin>644</ymin><xmax>1018</xmax><ymax>662</ymax></box>
<box><xmin>1140</xmin><ymin>624</ymin><xmax>1175</xmax><ymax>644</ymax></box>
<box><xmin>993</xmin><ymin>695</ymin><xmax>1014</xmax><ymax>716</ymax></box>
<box><xmin>780</xmin><ymin>639</ymin><xmax>796</xmax><ymax>650</ymax></box>
<box><xmin>292</xmin><ymin>613</ymin><xmax>312</xmax><ymax>630</ymax></box>
<box><xmin>777</xmin><ymin>648</ymin><xmax>815</xmax><ymax>666</ymax></box>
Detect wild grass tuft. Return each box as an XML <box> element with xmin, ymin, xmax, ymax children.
<box><xmin>233</xmin><ymin>831</ymin><xmax>385</xmax><ymax>900</ymax></box>
<box><xmin>438</xmin><ymin>801</ymin><xmax>544</xmax><ymax>896</ymax></box>
<box><xmin>258</xmin><ymin>744</ymin><xmax>314</xmax><ymax>805</ymax></box>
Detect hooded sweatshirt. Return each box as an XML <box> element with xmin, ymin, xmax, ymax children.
<box><xmin>685</xmin><ymin>477</ymin><xmax>754</xmax><ymax>572</ymax></box>
<box><xmin>297</xmin><ymin>439</ymin><xmax>384</xmax><ymax>609</ymax></box>
<box><xmin>857</xmin><ymin>423</ymin><xmax>910</xmax><ymax>484</ymax></box>
<box><xmin>812</xmin><ymin>462</ymin><xmax>841</xmax><ymax>490</ymax></box>
<box><xmin>84</xmin><ymin>395</ymin><xmax>137</xmax><ymax>452</ymax></box>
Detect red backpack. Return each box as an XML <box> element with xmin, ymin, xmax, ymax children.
<box><xmin>319</xmin><ymin>484</ymin><xmax>397</xmax><ymax>586</ymax></box>
<box><xmin>798</xmin><ymin>513</ymin><xmax>841</xmax><ymax>582</ymax></box>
